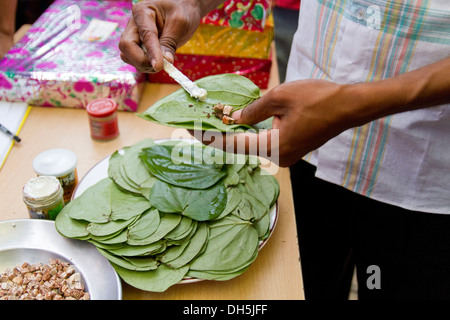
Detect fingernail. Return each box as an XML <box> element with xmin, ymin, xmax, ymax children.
<box><xmin>151</xmin><ymin>59</ymin><xmax>157</xmax><ymax>69</ymax></box>
<box><xmin>232</xmin><ymin>109</ymin><xmax>242</xmax><ymax>121</ymax></box>
<box><xmin>163</xmin><ymin>51</ymin><xmax>174</xmax><ymax>63</ymax></box>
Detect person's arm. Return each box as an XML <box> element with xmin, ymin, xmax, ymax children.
<box><xmin>229</xmin><ymin>56</ymin><xmax>450</xmax><ymax>167</ymax></box>
<box><xmin>0</xmin><ymin>0</ymin><xmax>18</xmax><ymax>59</ymax></box>
<box><xmin>119</xmin><ymin>0</ymin><xmax>224</xmax><ymax>73</ymax></box>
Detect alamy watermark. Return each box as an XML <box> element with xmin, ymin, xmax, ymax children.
<box><xmin>354</xmin><ymin>5</ymin><xmax>382</xmax><ymax>30</ymax></box>
<box><xmin>366</xmin><ymin>265</ymin><xmax>381</xmax><ymax>290</ymax></box>
<box><xmin>66</xmin><ymin>4</ymin><xmax>81</xmax><ymax>32</ymax></box>
<box><xmin>169</xmin><ymin>122</ymin><xmax>280</xmax><ymax>175</ymax></box>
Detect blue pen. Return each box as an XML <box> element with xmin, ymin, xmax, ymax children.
<box><xmin>0</xmin><ymin>123</ymin><xmax>21</xmax><ymax>142</ymax></box>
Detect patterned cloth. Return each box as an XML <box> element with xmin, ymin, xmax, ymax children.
<box><xmin>286</xmin><ymin>0</ymin><xmax>450</xmax><ymax>214</ymax></box>
<box><xmin>276</xmin><ymin>0</ymin><xmax>301</xmax><ymax>10</ymax></box>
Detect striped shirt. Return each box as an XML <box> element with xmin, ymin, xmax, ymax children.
<box><xmin>286</xmin><ymin>0</ymin><xmax>450</xmax><ymax>214</ymax></box>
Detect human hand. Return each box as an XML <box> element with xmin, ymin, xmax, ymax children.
<box><xmin>0</xmin><ymin>31</ymin><xmax>13</xmax><ymax>59</ymax></box>
<box><xmin>197</xmin><ymin>80</ymin><xmax>357</xmax><ymax>167</ymax></box>
<box><xmin>119</xmin><ymin>0</ymin><xmax>203</xmax><ymax>73</ymax></box>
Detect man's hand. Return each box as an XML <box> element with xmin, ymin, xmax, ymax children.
<box><xmin>119</xmin><ymin>0</ymin><xmax>224</xmax><ymax>73</ymax></box>
<box><xmin>202</xmin><ymin>57</ymin><xmax>450</xmax><ymax>168</ymax></box>
<box><xmin>226</xmin><ymin>80</ymin><xmax>354</xmax><ymax>167</ymax></box>
<box><xmin>0</xmin><ymin>31</ymin><xmax>13</xmax><ymax>59</ymax></box>
<box><xmin>0</xmin><ymin>0</ymin><xmax>17</xmax><ymax>59</ymax></box>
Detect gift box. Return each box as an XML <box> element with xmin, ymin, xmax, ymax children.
<box><xmin>0</xmin><ymin>0</ymin><xmax>144</xmax><ymax>112</ymax></box>
<box><xmin>201</xmin><ymin>0</ymin><xmax>272</xmax><ymax>31</ymax></box>
<box><xmin>177</xmin><ymin>13</ymin><xmax>274</xmax><ymax>59</ymax></box>
<box><xmin>147</xmin><ymin>52</ymin><xmax>272</xmax><ymax>89</ymax></box>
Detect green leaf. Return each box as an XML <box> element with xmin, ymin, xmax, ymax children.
<box><xmin>121</xmin><ymin>138</ymin><xmax>157</xmax><ymax>197</ymax></box>
<box><xmin>108</xmin><ymin>149</ymin><xmax>140</xmax><ymax>195</ymax></box>
<box><xmin>67</xmin><ymin>178</ymin><xmax>113</xmax><ymax>223</ymax></box>
<box><xmin>111</xmin><ymin>263</ymin><xmax>189</xmax><ymax>293</ymax></box>
<box><xmin>97</xmin><ymin>248</ymin><xmax>158</xmax><ymax>271</ymax></box>
<box><xmin>139</xmin><ymin>74</ymin><xmax>268</xmax><ymax>132</ymax></box>
<box><xmin>107</xmin><ymin>241</ymin><xmax>166</xmax><ymax>257</ymax></box>
<box><xmin>109</xmin><ymin>180</ymin><xmax>152</xmax><ymax>221</ymax></box>
<box><xmin>127</xmin><ymin>208</ymin><xmax>160</xmax><ymax>240</ymax></box>
<box><xmin>55</xmin><ymin>200</ymin><xmax>89</xmax><ymax>239</ymax></box>
<box><xmin>149</xmin><ymin>179</ymin><xmax>227</xmax><ymax>221</ymax></box>
<box><xmin>86</xmin><ymin>215</ymin><xmax>139</xmax><ymax>237</ymax></box>
<box><xmin>126</xmin><ymin>213</ymin><xmax>182</xmax><ymax>246</ymax></box>
<box><xmin>140</xmin><ymin>144</ymin><xmax>227</xmax><ymax>190</ymax></box>
<box><xmin>163</xmin><ymin>222</ymin><xmax>209</xmax><ymax>269</ymax></box>
<box><xmin>189</xmin><ymin>216</ymin><xmax>259</xmax><ymax>272</ymax></box>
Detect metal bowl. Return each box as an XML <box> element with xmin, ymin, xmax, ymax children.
<box><xmin>0</xmin><ymin>219</ymin><xmax>122</xmax><ymax>300</ymax></box>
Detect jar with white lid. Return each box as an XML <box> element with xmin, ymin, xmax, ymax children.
<box><xmin>23</xmin><ymin>176</ymin><xmax>65</xmax><ymax>220</ymax></box>
<box><xmin>32</xmin><ymin>149</ymin><xmax>78</xmax><ymax>203</ymax></box>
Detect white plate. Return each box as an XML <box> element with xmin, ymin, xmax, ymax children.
<box><xmin>72</xmin><ymin>139</ymin><xmax>279</xmax><ymax>283</ymax></box>
<box><xmin>0</xmin><ymin>219</ymin><xmax>122</xmax><ymax>300</ymax></box>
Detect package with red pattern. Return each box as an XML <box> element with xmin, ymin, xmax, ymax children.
<box><xmin>201</xmin><ymin>0</ymin><xmax>272</xmax><ymax>31</ymax></box>
<box><xmin>148</xmin><ymin>53</ymin><xmax>272</xmax><ymax>89</ymax></box>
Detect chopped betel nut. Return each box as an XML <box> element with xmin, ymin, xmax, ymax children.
<box><xmin>0</xmin><ymin>259</ymin><xmax>89</xmax><ymax>300</ymax></box>
<box><xmin>212</xmin><ymin>103</ymin><xmax>235</xmax><ymax>125</ymax></box>
<box><xmin>222</xmin><ymin>115</ymin><xmax>235</xmax><ymax>125</ymax></box>
<box><xmin>222</xmin><ymin>104</ymin><xmax>233</xmax><ymax>116</ymax></box>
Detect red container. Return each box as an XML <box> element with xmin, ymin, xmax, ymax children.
<box><xmin>86</xmin><ymin>98</ymin><xmax>119</xmax><ymax>141</ymax></box>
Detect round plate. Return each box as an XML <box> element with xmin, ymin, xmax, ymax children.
<box><xmin>0</xmin><ymin>219</ymin><xmax>122</xmax><ymax>300</ymax></box>
<box><xmin>72</xmin><ymin>139</ymin><xmax>279</xmax><ymax>284</ymax></box>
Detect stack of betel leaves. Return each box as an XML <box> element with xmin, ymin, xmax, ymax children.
<box><xmin>138</xmin><ymin>73</ymin><xmax>273</xmax><ymax>132</ymax></box>
<box><xmin>55</xmin><ymin>138</ymin><xmax>279</xmax><ymax>292</ymax></box>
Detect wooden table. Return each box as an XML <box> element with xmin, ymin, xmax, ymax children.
<box><xmin>0</xmin><ymin>30</ymin><xmax>304</xmax><ymax>299</ymax></box>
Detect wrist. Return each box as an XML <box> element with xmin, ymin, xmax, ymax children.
<box><xmin>339</xmin><ymin>57</ymin><xmax>450</xmax><ymax>129</ymax></box>
<box><xmin>339</xmin><ymin>77</ymin><xmax>417</xmax><ymax>129</ymax></box>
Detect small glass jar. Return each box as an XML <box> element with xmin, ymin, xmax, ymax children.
<box><xmin>32</xmin><ymin>148</ymin><xmax>78</xmax><ymax>203</ymax></box>
<box><xmin>86</xmin><ymin>98</ymin><xmax>119</xmax><ymax>141</ymax></box>
<box><xmin>23</xmin><ymin>176</ymin><xmax>65</xmax><ymax>220</ymax></box>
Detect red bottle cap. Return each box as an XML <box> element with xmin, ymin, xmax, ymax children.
<box><xmin>86</xmin><ymin>98</ymin><xmax>118</xmax><ymax>117</ymax></box>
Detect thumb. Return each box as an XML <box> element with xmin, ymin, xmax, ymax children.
<box><xmin>233</xmin><ymin>96</ymin><xmax>276</xmax><ymax>126</ymax></box>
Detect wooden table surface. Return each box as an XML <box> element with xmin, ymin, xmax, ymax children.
<box><xmin>0</xmin><ymin>27</ymin><xmax>304</xmax><ymax>300</ymax></box>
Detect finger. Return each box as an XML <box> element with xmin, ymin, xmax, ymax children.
<box><xmin>119</xmin><ymin>18</ymin><xmax>155</xmax><ymax>72</ymax></box>
<box><xmin>120</xmin><ymin>52</ymin><xmax>155</xmax><ymax>73</ymax></box>
<box><xmin>157</xmin><ymin>15</ymin><xmax>191</xmax><ymax>64</ymax></box>
<box><xmin>232</xmin><ymin>92</ymin><xmax>281</xmax><ymax>126</ymax></box>
<box><xmin>190</xmin><ymin>129</ymin><xmax>280</xmax><ymax>166</ymax></box>
<box><xmin>132</xmin><ymin>3</ymin><xmax>164</xmax><ymax>72</ymax></box>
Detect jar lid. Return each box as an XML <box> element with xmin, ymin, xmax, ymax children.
<box><xmin>23</xmin><ymin>176</ymin><xmax>62</xmax><ymax>202</ymax></box>
<box><xmin>86</xmin><ymin>98</ymin><xmax>118</xmax><ymax>117</ymax></box>
<box><xmin>33</xmin><ymin>148</ymin><xmax>77</xmax><ymax>177</ymax></box>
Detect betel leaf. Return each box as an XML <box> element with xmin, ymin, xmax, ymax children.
<box><xmin>67</xmin><ymin>178</ymin><xmax>113</xmax><ymax>223</ymax></box>
<box><xmin>163</xmin><ymin>222</ymin><xmax>209</xmax><ymax>269</ymax></box>
<box><xmin>139</xmin><ymin>144</ymin><xmax>227</xmax><ymax>190</ymax></box>
<box><xmin>109</xmin><ymin>181</ymin><xmax>152</xmax><ymax>221</ymax></box>
<box><xmin>108</xmin><ymin>149</ymin><xmax>141</xmax><ymax>195</ymax></box>
<box><xmin>111</xmin><ymin>263</ymin><xmax>189</xmax><ymax>293</ymax></box>
<box><xmin>126</xmin><ymin>213</ymin><xmax>182</xmax><ymax>246</ymax></box>
<box><xmin>97</xmin><ymin>248</ymin><xmax>158</xmax><ymax>271</ymax></box>
<box><xmin>127</xmin><ymin>208</ymin><xmax>160</xmax><ymax>240</ymax></box>
<box><xmin>54</xmin><ymin>138</ymin><xmax>281</xmax><ymax>293</ymax></box>
<box><xmin>149</xmin><ymin>179</ymin><xmax>227</xmax><ymax>221</ymax></box>
<box><xmin>189</xmin><ymin>216</ymin><xmax>259</xmax><ymax>272</ymax></box>
<box><xmin>55</xmin><ymin>200</ymin><xmax>89</xmax><ymax>239</ymax></box>
<box><xmin>107</xmin><ymin>241</ymin><xmax>166</xmax><ymax>257</ymax></box>
<box><xmin>121</xmin><ymin>138</ymin><xmax>157</xmax><ymax>198</ymax></box>
<box><xmin>86</xmin><ymin>215</ymin><xmax>139</xmax><ymax>237</ymax></box>
<box><xmin>138</xmin><ymin>73</ymin><xmax>272</xmax><ymax>132</ymax></box>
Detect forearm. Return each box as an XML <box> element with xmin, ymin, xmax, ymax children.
<box><xmin>0</xmin><ymin>0</ymin><xmax>17</xmax><ymax>36</ymax></box>
<box><xmin>343</xmin><ymin>57</ymin><xmax>450</xmax><ymax>128</ymax></box>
